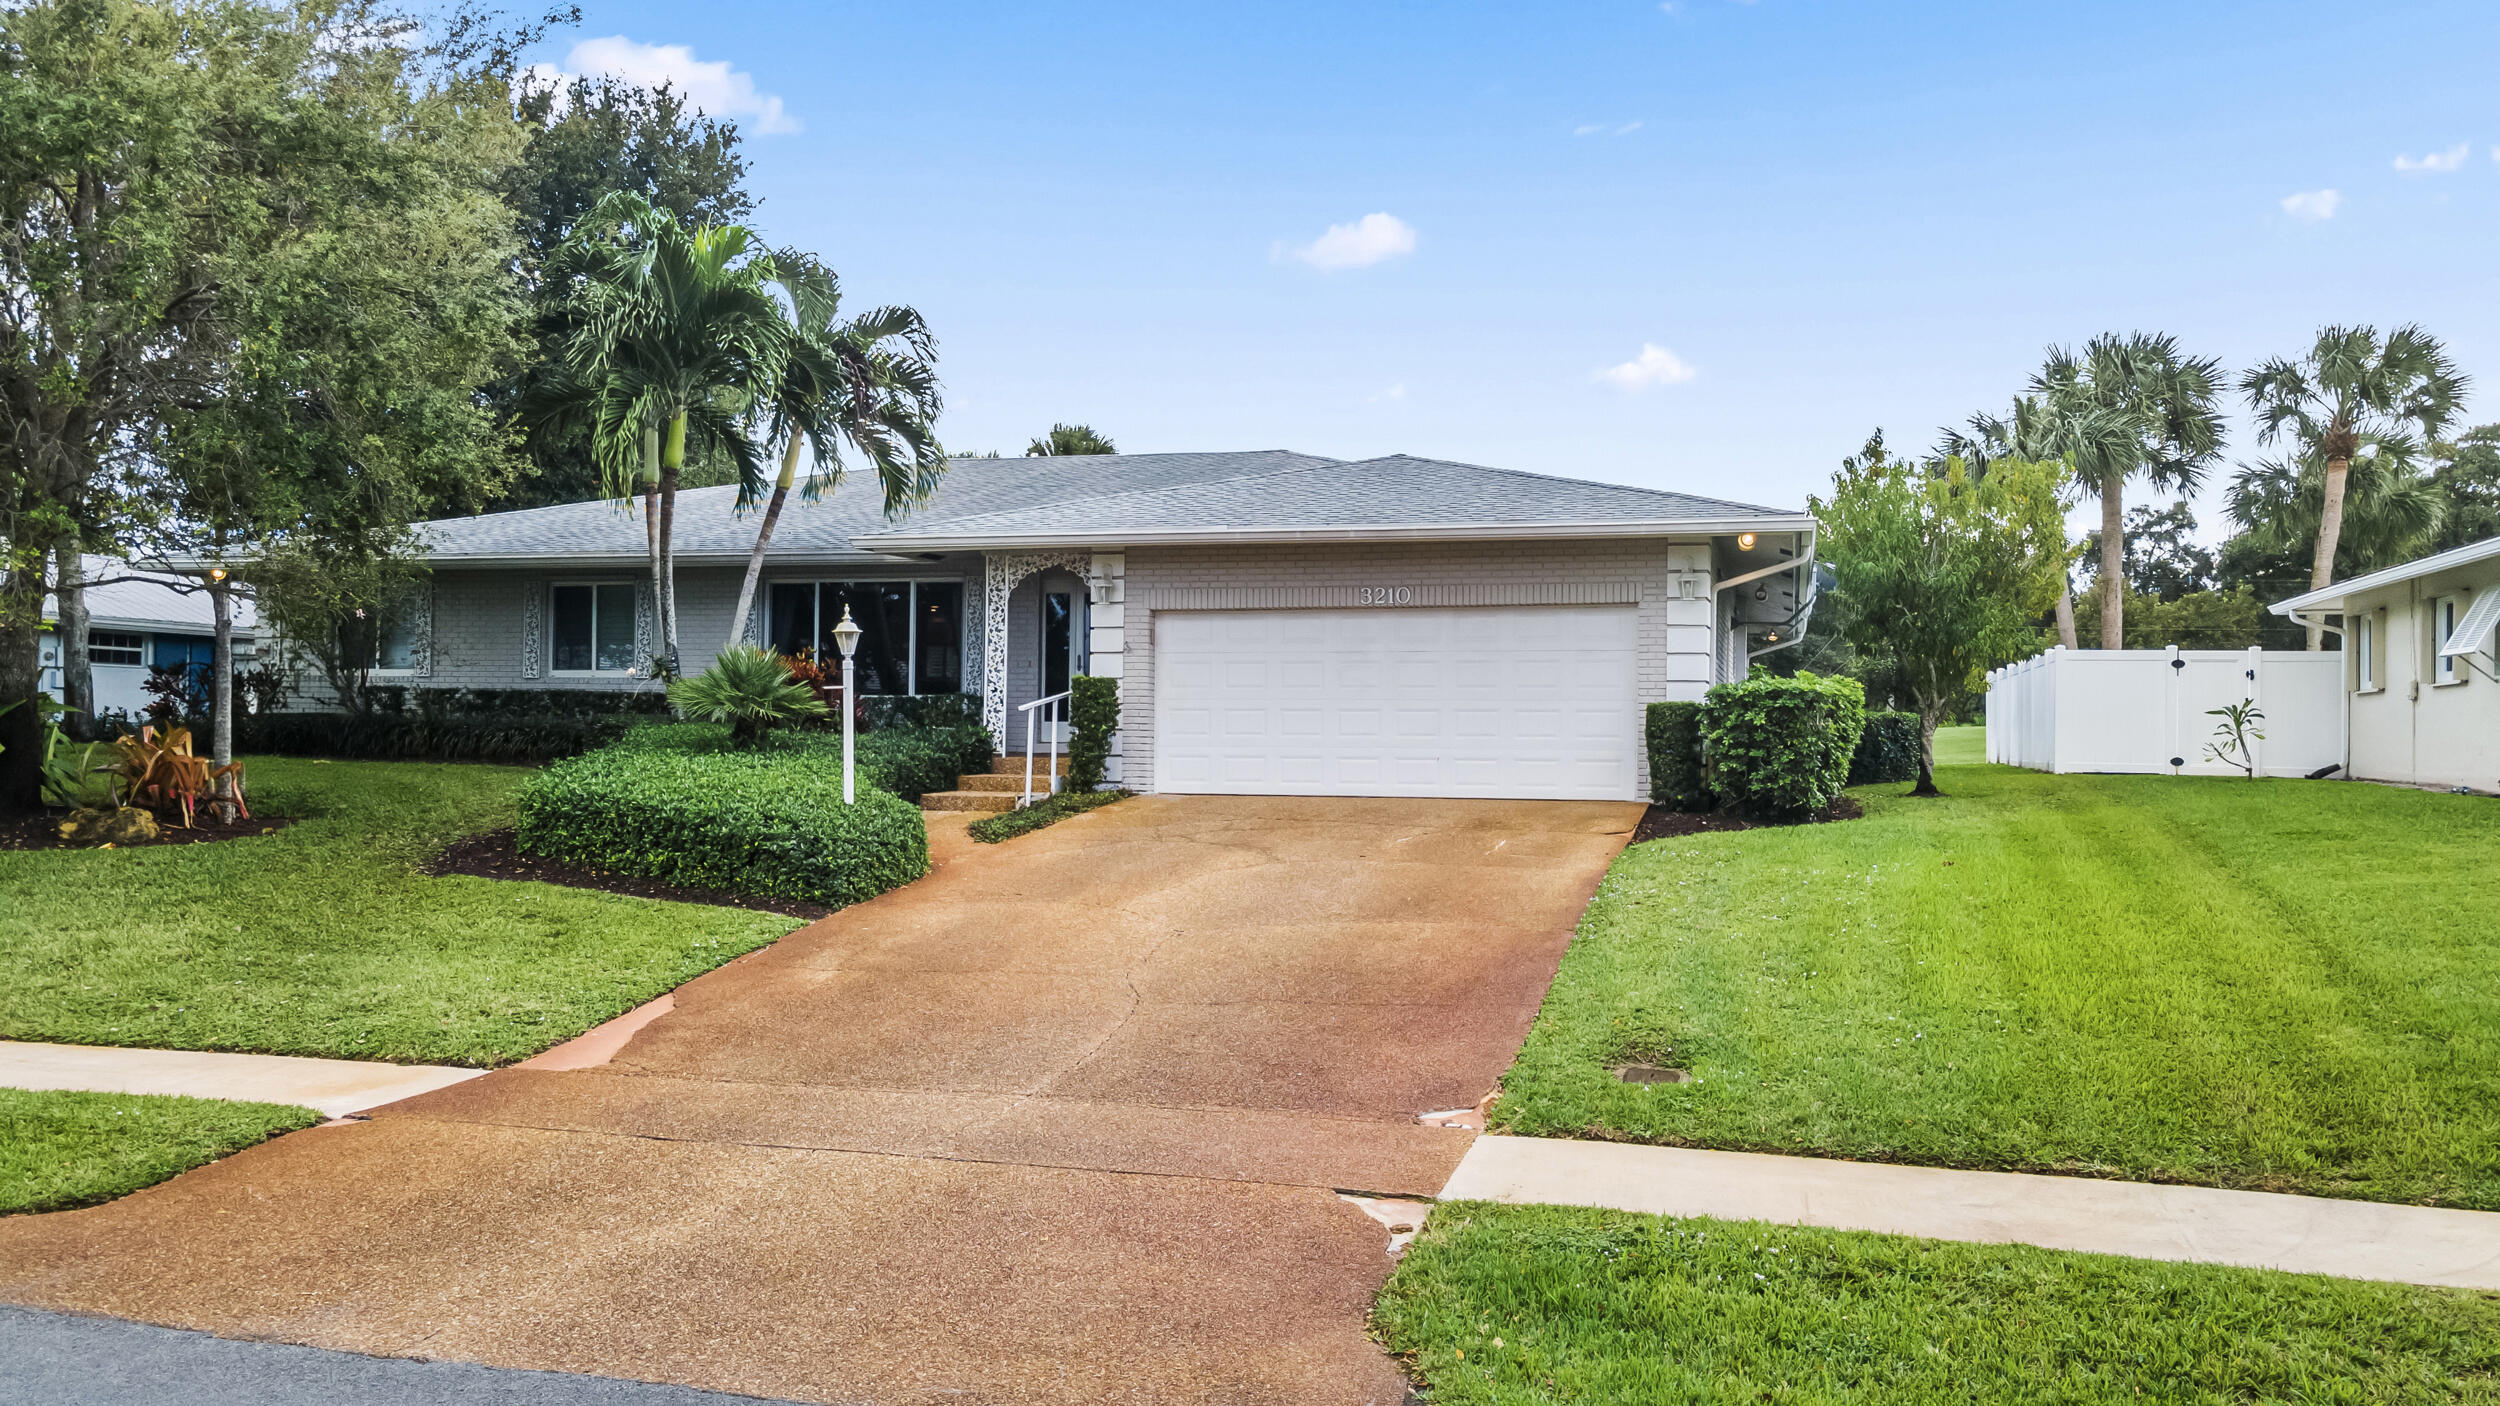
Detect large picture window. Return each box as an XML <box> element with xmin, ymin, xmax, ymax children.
<box><xmin>767</xmin><ymin>580</ymin><xmax>963</xmax><ymax>695</ymax></box>
<box><xmin>550</xmin><ymin>583</ymin><xmax>638</xmax><ymax>673</ymax></box>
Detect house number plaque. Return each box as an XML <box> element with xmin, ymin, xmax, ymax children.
<box><xmin>1359</xmin><ymin>586</ymin><xmax>1415</xmax><ymax>605</ymax></box>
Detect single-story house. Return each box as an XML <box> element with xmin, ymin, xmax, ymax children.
<box><xmin>41</xmin><ymin>558</ymin><xmax>260</xmax><ymax>725</ymax></box>
<box><xmin>2272</xmin><ymin>534</ymin><xmax>2500</xmax><ymax>792</ymax></box>
<box><xmin>376</xmin><ymin>451</ymin><xmax>1816</xmax><ymax>802</ymax></box>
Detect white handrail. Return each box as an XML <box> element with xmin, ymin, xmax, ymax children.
<box><xmin>1018</xmin><ymin>690</ymin><xmax>1072</xmax><ymax>806</ymax></box>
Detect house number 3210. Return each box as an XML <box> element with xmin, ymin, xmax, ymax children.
<box><xmin>1360</xmin><ymin>586</ymin><xmax>1414</xmax><ymax>606</ymax></box>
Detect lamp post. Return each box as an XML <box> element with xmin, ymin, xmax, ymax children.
<box><xmin>831</xmin><ymin>606</ymin><xmax>862</xmax><ymax>804</ymax></box>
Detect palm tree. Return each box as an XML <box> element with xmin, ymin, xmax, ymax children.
<box><xmin>723</xmin><ymin>254</ymin><xmax>949</xmax><ymax>648</ymax></box>
<box><xmin>1026</xmin><ymin>423</ymin><xmax>1116</xmax><ymax>456</ymax></box>
<box><xmin>2240</xmin><ymin>325</ymin><xmax>2467</xmax><ymax>649</ymax></box>
<box><xmin>2001</xmin><ymin>334</ymin><xmax>2223</xmax><ymax>649</ymax></box>
<box><xmin>1945</xmin><ymin>399</ymin><xmax>2126</xmax><ymax>650</ymax></box>
<box><xmin>561</xmin><ymin>190</ymin><xmax>790</xmax><ymax>675</ymax></box>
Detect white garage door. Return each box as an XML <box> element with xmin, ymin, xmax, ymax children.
<box><xmin>1154</xmin><ymin>606</ymin><xmax>1639</xmax><ymax>800</ymax></box>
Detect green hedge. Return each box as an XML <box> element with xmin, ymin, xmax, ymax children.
<box><xmin>1699</xmin><ymin>672</ymin><xmax>1868</xmax><ymax>819</ymax></box>
<box><xmin>1848</xmin><ymin>710</ymin><xmax>1921</xmax><ymax>786</ymax></box>
<box><xmin>854</xmin><ymin>722</ymin><xmax>995</xmax><ymax>802</ymax></box>
<box><xmin>1067</xmin><ymin>675</ymin><xmax>1119</xmax><ymax>791</ymax></box>
<box><xmin>517</xmin><ymin>725</ymin><xmax>929</xmax><ymax>907</ymax></box>
<box><xmin>234</xmin><ymin>711</ymin><xmax>630</xmax><ymax>763</ymax></box>
<box><xmin>859</xmin><ymin>694</ymin><xmax>983</xmax><ymax>730</ymax></box>
<box><xmin>1644</xmin><ymin>701</ymin><xmax>1713</xmax><ymax>810</ymax></box>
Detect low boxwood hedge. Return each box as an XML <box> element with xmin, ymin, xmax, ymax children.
<box><xmin>1699</xmin><ymin>671</ymin><xmax>1868</xmax><ymax>819</ymax></box>
<box><xmin>517</xmin><ymin>724</ymin><xmax>931</xmax><ymax>907</ymax></box>
<box><xmin>234</xmin><ymin>711</ymin><xmax>630</xmax><ymax>764</ymax></box>
<box><xmin>1849</xmin><ymin>710</ymin><xmax>1921</xmax><ymax>786</ymax></box>
<box><xmin>1643</xmin><ymin>700</ymin><xmax>1713</xmax><ymax>810</ymax></box>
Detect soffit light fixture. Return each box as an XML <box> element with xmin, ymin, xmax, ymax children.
<box><xmin>1736</xmin><ymin>532</ymin><xmax>1758</xmax><ymax>551</ymax></box>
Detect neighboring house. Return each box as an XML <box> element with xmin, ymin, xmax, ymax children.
<box><xmin>40</xmin><ymin>558</ymin><xmax>260</xmax><ymax>725</ymax></box>
<box><xmin>376</xmin><ymin>451</ymin><xmax>1815</xmax><ymax>801</ymax></box>
<box><xmin>2271</xmin><ymin>535</ymin><xmax>2500</xmax><ymax>792</ymax></box>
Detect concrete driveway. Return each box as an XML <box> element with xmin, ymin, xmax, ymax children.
<box><xmin>0</xmin><ymin>795</ymin><xmax>1638</xmax><ymax>1405</ymax></box>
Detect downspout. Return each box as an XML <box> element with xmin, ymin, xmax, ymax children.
<box><xmin>2286</xmin><ymin>606</ymin><xmax>2350</xmax><ymax>778</ymax></box>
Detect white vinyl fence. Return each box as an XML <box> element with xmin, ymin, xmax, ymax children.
<box><xmin>1985</xmin><ymin>646</ymin><xmax>2343</xmax><ymax>778</ymax></box>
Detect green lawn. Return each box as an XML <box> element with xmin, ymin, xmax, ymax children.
<box><xmin>1497</xmin><ymin>764</ymin><xmax>2500</xmax><ymax>1207</ymax></box>
<box><xmin>1930</xmin><ymin>723</ymin><xmax>1984</xmax><ymax>765</ymax></box>
<box><xmin>1377</xmin><ymin>1203</ymin><xmax>2500</xmax><ymax>1405</ymax></box>
<box><xmin>1</xmin><ymin>1088</ymin><xmax>319</xmax><ymax>1215</ymax></box>
<box><xmin>0</xmin><ymin>758</ymin><xmax>799</xmax><ymax>1066</ymax></box>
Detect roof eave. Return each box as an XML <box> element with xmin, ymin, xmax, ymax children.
<box><xmin>852</xmin><ymin>516</ymin><xmax>1820</xmax><ymax>553</ymax></box>
<box><xmin>2268</xmin><ymin>535</ymin><xmax>2500</xmax><ymax>615</ymax></box>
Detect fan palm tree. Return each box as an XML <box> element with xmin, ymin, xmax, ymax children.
<box><xmin>1026</xmin><ymin>423</ymin><xmax>1116</xmax><ymax>456</ymax></box>
<box><xmin>723</xmin><ymin>254</ymin><xmax>949</xmax><ymax>648</ymax></box>
<box><xmin>1946</xmin><ymin>398</ymin><xmax>2128</xmax><ymax>649</ymax></box>
<box><xmin>1994</xmin><ymin>334</ymin><xmax>2223</xmax><ymax>649</ymax></box>
<box><xmin>2240</xmin><ymin>325</ymin><xmax>2466</xmax><ymax>648</ymax></box>
<box><xmin>560</xmin><ymin>190</ymin><xmax>790</xmax><ymax>675</ymax></box>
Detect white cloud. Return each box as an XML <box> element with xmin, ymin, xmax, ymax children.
<box><xmin>1574</xmin><ymin>122</ymin><xmax>1606</xmax><ymax>136</ymax></box>
<box><xmin>1573</xmin><ymin>120</ymin><xmax>1643</xmax><ymax>137</ymax></box>
<box><xmin>1291</xmin><ymin>212</ymin><xmax>1418</xmax><ymax>271</ymax></box>
<box><xmin>2394</xmin><ymin>142</ymin><xmax>2469</xmax><ymax>174</ymax></box>
<box><xmin>1598</xmin><ymin>343</ymin><xmax>1699</xmax><ymax>390</ymax></box>
<box><xmin>541</xmin><ymin>36</ymin><xmax>799</xmax><ymax>135</ymax></box>
<box><xmin>2280</xmin><ymin>188</ymin><xmax>2342</xmax><ymax>222</ymax></box>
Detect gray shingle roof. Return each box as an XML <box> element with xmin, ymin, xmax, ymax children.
<box><xmin>410</xmin><ymin>449</ymin><xmax>1807</xmax><ymax>564</ymax></box>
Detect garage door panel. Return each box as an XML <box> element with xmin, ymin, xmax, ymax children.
<box><xmin>1156</xmin><ymin>605</ymin><xmax>1638</xmax><ymax>801</ymax></box>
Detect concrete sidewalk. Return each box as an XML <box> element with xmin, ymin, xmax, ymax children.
<box><xmin>0</xmin><ymin>1041</ymin><xmax>482</xmax><ymax>1119</ymax></box>
<box><xmin>1443</xmin><ymin>1134</ymin><xmax>2500</xmax><ymax>1290</ymax></box>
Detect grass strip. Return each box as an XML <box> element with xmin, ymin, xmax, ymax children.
<box><xmin>0</xmin><ymin>1088</ymin><xmax>319</xmax><ymax>1216</ymax></box>
<box><xmin>1377</xmin><ymin>1202</ymin><xmax>2500</xmax><ymax>1404</ymax></box>
<box><xmin>968</xmin><ymin>788</ymin><xmax>1130</xmax><ymax>843</ymax></box>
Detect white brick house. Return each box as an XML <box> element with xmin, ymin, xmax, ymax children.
<box><xmin>377</xmin><ymin>451</ymin><xmax>1816</xmax><ymax>802</ymax></box>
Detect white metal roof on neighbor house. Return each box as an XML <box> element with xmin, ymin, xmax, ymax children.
<box><xmin>42</xmin><ymin>557</ymin><xmax>257</xmax><ymax>636</ymax></box>
<box><xmin>2270</xmin><ymin>535</ymin><xmax>2500</xmax><ymax>616</ymax></box>
<box><xmin>400</xmin><ymin>450</ymin><xmax>1812</xmax><ymax>566</ymax></box>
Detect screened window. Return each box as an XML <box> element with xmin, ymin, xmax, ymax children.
<box><xmin>550</xmin><ymin>583</ymin><xmax>638</xmax><ymax>673</ymax></box>
<box><xmin>2355</xmin><ymin>614</ymin><xmax>2376</xmax><ymax>691</ymax></box>
<box><xmin>767</xmin><ymin>580</ymin><xmax>964</xmax><ymax>695</ymax></box>
<box><xmin>376</xmin><ymin>613</ymin><xmax>420</xmax><ymax>670</ymax></box>
<box><xmin>90</xmin><ymin>630</ymin><xmax>144</xmax><ymax>666</ymax></box>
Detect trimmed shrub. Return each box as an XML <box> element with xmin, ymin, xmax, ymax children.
<box><xmin>518</xmin><ymin>725</ymin><xmax>929</xmax><ymax>907</ymax></box>
<box><xmin>1644</xmin><ymin>701</ymin><xmax>1712</xmax><ymax>810</ymax></box>
<box><xmin>367</xmin><ymin>687</ymin><xmax>674</xmax><ymax>719</ymax></box>
<box><xmin>1066</xmin><ymin>675</ymin><xmax>1119</xmax><ymax>791</ymax></box>
<box><xmin>968</xmin><ymin>788</ymin><xmax>1130</xmax><ymax>844</ymax></box>
<box><xmin>860</xmin><ymin>694</ymin><xmax>983</xmax><ymax>730</ymax></box>
<box><xmin>1699</xmin><ymin>672</ymin><xmax>1868</xmax><ymax>819</ymax></box>
<box><xmin>234</xmin><ymin>711</ymin><xmax>630</xmax><ymax>763</ymax></box>
<box><xmin>854</xmin><ymin>723</ymin><xmax>995</xmax><ymax>802</ymax></box>
<box><xmin>1849</xmin><ymin>710</ymin><xmax>1921</xmax><ymax>786</ymax></box>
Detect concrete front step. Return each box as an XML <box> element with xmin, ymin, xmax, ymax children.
<box><xmin>956</xmin><ymin>773</ymin><xmax>1038</xmax><ymax>794</ymax></box>
<box><xmin>989</xmin><ymin>755</ymin><xmax>1069</xmax><ymax>777</ymax></box>
<box><xmin>920</xmin><ymin>790</ymin><xmax>1018</xmax><ymax>814</ymax></box>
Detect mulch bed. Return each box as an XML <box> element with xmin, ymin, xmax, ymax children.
<box><xmin>0</xmin><ymin>809</ymin><xmax>297</xmax><ymax>852</ymax></box>
<box><xmin>426</xmin><ymin>827</ymin><xmax>832</xmax><ymax>921</ymax></box>
<box><xmin>1631</xmin><ymin>794</ymin><xmax>1864</xmax><ymax>844</ymax></box>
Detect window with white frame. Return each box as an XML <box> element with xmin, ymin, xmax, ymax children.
<box><xmin>90</xmin><ymin>629</ymin><xmax>144</xmax><ymax>666</ymax></box>
<box><xmin>549</xmin><ymin>583</ymin><xmax>638</xmax><ymax>674</ymax></box>
<box><xmin>2432</xmin><ymin>594</ymin><xmax>2462</xmax><ymax>685</ymax></box>
<box><xmin>2354</xmin><ymin>613</ymin><xmax>2376</xmax><ymax>691</ymax></box>
<box><xmin>765</xmin><ymin>580</ymin><xmax>963</xmax><ymax>694</ymax></box>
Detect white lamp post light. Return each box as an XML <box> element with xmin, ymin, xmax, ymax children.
<box><xmin>831</xmin><ymin>605</ymin><xmax>863</xmax><ymax>804</ymax></box>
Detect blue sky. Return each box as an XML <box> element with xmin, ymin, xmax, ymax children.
<box><xmin>536</xmin><ymin>1</ymin><xmax>2500</xmax><ymax>534</ymax></box>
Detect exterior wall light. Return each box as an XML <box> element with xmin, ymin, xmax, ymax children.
<box><xmin>1736</xmin><ymin>532</ymin><xmax>1757</xmax><ymax>551</ymax></box>
<box><xmin>832</xmin><ymin>606</ymin><xmax>863</xmax><ymax>804</ymax></box>
<box><xmin>208</xmin><ymin>567</ymin><xmax>227</xmax><ymax>581</ymax></box>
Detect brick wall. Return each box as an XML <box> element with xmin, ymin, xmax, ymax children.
<box><xmin>1115</xmin><ymin>537</ymin><xmax>1717</xmax><ymax>795</ymax></box>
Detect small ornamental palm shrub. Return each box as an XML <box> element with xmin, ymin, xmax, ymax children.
<box><xmin>1699</xmin><ymin>671</ymin><xmax>1868</xmax><ymax>819</ymax></box>
<box><xmin>667</xmin><ymin>646</ymin><xmax>829</xmax><ymax>747</ymax></box>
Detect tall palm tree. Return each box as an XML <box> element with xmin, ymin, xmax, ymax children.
<box><xmin>561</xmin><ymin>190</ymin><xmax>789</xmax><ymax>675</ymax></box>
<box><xmin>1946</xmin><ymin>399</ymin><xmax>2126</xmax><ymax>650</ymax></box>
<box><xmin>2005</xmin><ymin>334</ymin><xmax>2223</xmax><ymax>649</ymax></box>
<box><xmin>2240</xmin><ymin>325</ymin><xmax>2466</xmax><ymax>649</ymax></box>
<box><xmin>1026</xmin><ymin>423</ymin><xmax>1115</xmax><ymax>456</ymax></box>
<box><xmin>723</xmin><ymin>254</ymin><xmax>949</xmax><ymax>648</ymax></box>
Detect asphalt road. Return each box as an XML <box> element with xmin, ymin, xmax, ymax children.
<box><xmin>0</xmin><ymin>1306</ymin><xmax>803</xmax><ymax>1406</ymax></box>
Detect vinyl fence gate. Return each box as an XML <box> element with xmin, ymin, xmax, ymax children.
<box><xmin>1984</xmin><ymin>645</ymin><xmax>2343</xmax><ymax>778</ymax></box>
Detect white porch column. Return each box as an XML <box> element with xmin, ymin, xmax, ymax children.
<box><xmin>1085</xmin><ymin>553</ymin><xmax>1126</xmax><ymax>782</ymax></box>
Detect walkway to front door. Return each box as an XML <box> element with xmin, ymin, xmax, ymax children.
<box><xmin>0</xmin><ymin>796</ymin><xmax>1638</xmax><ymax>1405</ymax></box>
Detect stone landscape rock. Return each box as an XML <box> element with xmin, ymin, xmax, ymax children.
<box><xmin>57</xmin><ymin>807</ymin><xmax>160</xmax><ymax>846</ymax></box>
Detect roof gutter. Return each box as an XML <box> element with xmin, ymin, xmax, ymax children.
<box><xmin>853</xmin><ymin>514</ymin><xmax>1820</xmax><ymax>554</ymax></box>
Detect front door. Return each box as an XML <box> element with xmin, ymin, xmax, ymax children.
<box><xmin>1040</xmin><ymin>589</ymin><xmax>1086</xmax><ymax>743</ymax></box>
